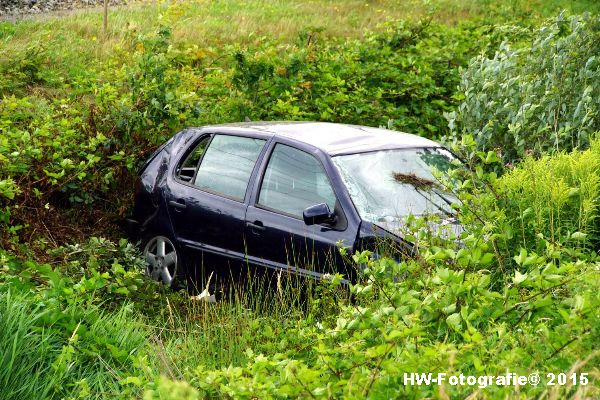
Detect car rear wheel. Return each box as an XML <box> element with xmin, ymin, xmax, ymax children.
<box><xmin>143</xmin><ymin>235</ymin><xmax>179</xmax><ymax>287</ymax></box>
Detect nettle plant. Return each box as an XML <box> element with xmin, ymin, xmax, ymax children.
<box><xmin>143</xmin><ymin>143</ymin><xmax>599</xmax><ymax>399</ymax></box>
<box><xmin>446</xmin><ymin>13</ymin><xmax>600</xmax><ymax>163</ymax></box>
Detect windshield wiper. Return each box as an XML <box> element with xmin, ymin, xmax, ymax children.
<box><xmin>412</xmin><ymin>186</ymin><xmax>454</xmax><ymax>218</ymax></box>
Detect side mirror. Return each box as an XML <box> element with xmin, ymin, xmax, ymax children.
<box><xmin>303</xmin><ymin>203</ymin><xmax>335</xmax><ymax>226</ymax></box>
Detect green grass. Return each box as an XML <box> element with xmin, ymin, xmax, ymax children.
<box><xmin>1</xmin><ymin>0</ymin><xmax>598</xmax><ymax>93</ymax></box>
<box><xmin>0</xmin><ymin>254</ymin><xmax>335</xmax><ymax>398</ymax></box>
<box><xmin>144</xmin><ymin>271</ymin><xmax>346</xmax><ymax>373</ymax></box>
<box><xmin>0</xmin><ymin>290</ymin><xmax>148</xmax><ymax>399</ymax></box>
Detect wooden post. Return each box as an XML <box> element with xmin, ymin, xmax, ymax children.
<box><xmin>103</xmin><ymin>0</ymin><xmax>108</xmax><ymax>35</ymax></box>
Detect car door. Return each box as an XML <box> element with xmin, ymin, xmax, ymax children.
<box><xmin>244</xmin><ymin>142</ymin><xmax>358</xmax><ymax>279</ymax></box>
<box><xmin>165</xmin><ymin>132</ymin><xmax>267</xmax><ymax>282</ymax></box>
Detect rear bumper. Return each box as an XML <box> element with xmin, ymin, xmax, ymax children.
<box><xmin>121</xmin><ymin>218</ymin><xmax>141</xmax><ymax>243</ymax></box>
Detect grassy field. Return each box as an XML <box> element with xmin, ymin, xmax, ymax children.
<box><xmin>1</xmin><ymin>0</ymin><xmax>599</xmax><ymax>398</ymax></box>
<box><xmin>1</xmin><ymin>0</ymin><xmax>599</xmax><ymax>79</ymax></box>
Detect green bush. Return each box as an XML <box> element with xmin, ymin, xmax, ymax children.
<box><xmin>145</xmin><ymin>245</ymin><xmax>599</xmax><ymax>399</ymax></box>
<box><xmin>446</xmin><ymin>13</ymin><xmax>600</xmax><ymax>163</ymax></box>
<box><xmin>445</xmin><ymin>134</ymin><xmax>600</xmax><ymax>278</ymax></box>
<box><xmin>95</xmin><ymin>27</ymin><xmax>203</xmax><ymax>145</ymax></box>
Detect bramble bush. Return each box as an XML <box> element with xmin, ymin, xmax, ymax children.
<box><xmin>222</xmin><ymin>18</ymin><xmax>489</xmax><ymax>137</ymax></box>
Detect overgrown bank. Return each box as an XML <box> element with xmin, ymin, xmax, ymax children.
<box><xmin>0</xmin><ymin>1</ymin><xmax>599</xmax><ymax>398</ymax></box>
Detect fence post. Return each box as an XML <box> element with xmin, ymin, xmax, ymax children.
<box><xmin>103</xmin><ymin>0</ymin><xmax>108</xmax><ymax>35</ymax></box>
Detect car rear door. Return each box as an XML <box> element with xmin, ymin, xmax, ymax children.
<box><xmin>165</xmin><ymin>132</ymin><xmax>268</xmax><ymax>282</ymax></box>
<box><xmin>244</xmin><ymin>141</ymin><xmax>359</xmax><ymax>279</ymax></box>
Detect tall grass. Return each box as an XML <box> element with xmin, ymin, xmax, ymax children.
<box><xmin>499</xmin><ymin>138</ymin><xmax>600</xmax><ymax>249</ymax></box>
<box><xmin>0</xmin><ymin>291</ymin><xmax>59</xmax><ymax>400</ymax></box>
<box><xmin>147</xmin><ymin>270</ymin><xmax>345</xmax><ymax>375</ymax></box>
<box><xmin>0</xmin><ymin>289</ymin><xmax>148</xmax><ymax>399</ymax></box>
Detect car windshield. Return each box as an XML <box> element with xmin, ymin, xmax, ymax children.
<box><xmin>332</xmin><ymin>147</ymin><xmax>458</xmax><ymax>223</ymax></box>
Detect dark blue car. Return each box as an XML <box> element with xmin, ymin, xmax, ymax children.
<box><xmin>126</xmin><ymin>122</ymin><xmax>457</xmax><ymax>288</ymax></box>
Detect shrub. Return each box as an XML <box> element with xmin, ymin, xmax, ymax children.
<box><xmin>223</xmin><ymin>18</ymin><xmax>490</xmax><ymax>138</ymax></box>
<box><xmin>445</xmin><ymin>134</ymin><xmax>600</xmax><ymax>278</ymax></box>
<box><xmin>95</xmin><ymin>26</ymin><xmax>203</xmax><ymax>145</ymax></box>
<box><xmin>145</xmin><ymin>247</ymin><xmax>600</xmax><ymax>399</ymax></box>
<box><xmin>446</xmin><ymin>13</ymin><xmax>600</xmax><ymax>163</ymax></box>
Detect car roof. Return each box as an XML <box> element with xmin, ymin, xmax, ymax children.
<box><xmin>200</xmin><ymin>121</ymin><xmax>440</xmax><ymax>156</ymax></box>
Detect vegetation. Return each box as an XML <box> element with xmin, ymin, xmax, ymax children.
<box><xmin>446</xmin><ymin>12</ymin><xmax>600</xmax><ymax>163</ymax></box>
<box><xmin>0</xmin><ymin>0</ymin><xmax>599</xmax><ymax>398</ymax></box>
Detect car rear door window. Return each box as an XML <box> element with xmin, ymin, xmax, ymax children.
<box><xmin>258</xmin><ymin>144</ymin><xmax>336</xmax><ymax>218</ymax></box>
<box><xmin>193</xmin><ymin>135</ymin><xmax>266</xmax><ymax>200</ymax></box>
<box><xmin>176</xmin><ymin>135</ymin><xmax>211</xmax><ymax>182</ymax></box>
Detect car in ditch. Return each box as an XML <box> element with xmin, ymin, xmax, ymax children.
<box><xmin>124</xmin><ymin>121</ymin><xmax>459</xmax><ymax>289</ymax></box>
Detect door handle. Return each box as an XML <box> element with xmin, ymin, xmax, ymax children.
<box><xmin>169</xmin><ymin>199</ymin><xmax>187</xmax><ymax>210</ymax></box>
<box><xmin>246</xmin><ymin>220</ymin><xmax>265</xmax><ymax>234</ymax></box>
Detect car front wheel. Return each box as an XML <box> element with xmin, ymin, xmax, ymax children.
<box><xmin>143</xmin><ymin>235</ymin><xmax>179</xmax><ymax>287</ymax></box>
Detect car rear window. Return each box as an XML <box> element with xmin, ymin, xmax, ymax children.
<box><xmin>176</xmin><ymin>135</ymin><xmax>211</xmax><ymax>182</ymax></box>
<box><xmin>193</xmin><ymin>135</ymin><xmax>266</xmax><ymax>200</ymax></box>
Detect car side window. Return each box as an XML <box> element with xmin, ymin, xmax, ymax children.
<box><xmin>193</xmin><ymin>135</ymin><xmax>266</xmax><ymax>200</ymax></box>
<box><xmin>176</xmin><ymin>135</ymin><xmax>211</xmax><ymax>182</ymax></box>
<box><xmin>258</xmin><ymin>144</ymin><xmax>337</xmax><ymax>218</ymax></box>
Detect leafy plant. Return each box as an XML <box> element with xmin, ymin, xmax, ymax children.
<box><xmin>446</xmin><ymin>13</ymin><xmax>600</xmax><ymax>163</ymax></box>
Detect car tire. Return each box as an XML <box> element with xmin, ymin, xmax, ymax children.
<box><xmin>142</xmin><ymin>234</ymin><xmax>184</xmax><ymax>289</ymax></box>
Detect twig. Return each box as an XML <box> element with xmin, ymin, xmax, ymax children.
<box><xmin>495</xmin><ymin>274</ymin><xmax>582</xmax><ymax>322</ymax></box>
<box><xmin>546</xmin><ymin>328</ymin><xmax>591</xmax><ymax>361</ymax></box>
<box><xmin>362</xmin><ymin>342</ymin><xmax>395</xmax><ymax>398</ymax></box>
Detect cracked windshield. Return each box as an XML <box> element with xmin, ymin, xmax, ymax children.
<box><xmin>333</xmin><ymin>147</ymin><xmax>458</xmax><ymax>222</ymax></box>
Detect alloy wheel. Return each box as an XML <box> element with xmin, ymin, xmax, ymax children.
<box><xmin>143</xmin><ymin>236</ymin><xmax>178</xmax><ymax>286</ymax></box>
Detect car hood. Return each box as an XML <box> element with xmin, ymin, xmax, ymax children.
<box><xmin>374</xmin><ymin>216</ymin><xmax>464</xmax><ymax>243</ymax></box>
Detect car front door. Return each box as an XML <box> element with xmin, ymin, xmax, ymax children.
<box><xmin>165</xmin><ymin>132</ymin><xmax>267</xmax><ymax>284</ymax></box>
<box><xmin>244</xmin><ymin>142</ymin><xmax>358</xmax><ymax>280</ymax></box>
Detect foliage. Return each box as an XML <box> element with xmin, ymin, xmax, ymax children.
<box><xmin>446</xmin><ymin>13</ymin><xmax>600</xmax><ymax>163</ymax></box>
<box><xmin>145</xmin><ymin>218</ymin><xmax>600</xmax><ymax>399</ymax></box>
<box><xmin>96</xmin><ymin>26</ymin><xmax>203</xmax><ymax>145</ymax></box>
<box><xmin>498</xmin><ymin>139</ymin><xmax>600</xmax><ymax>250</ymax></box>
<box><xmin>223</xmin><ymin>18</ymin><xmax>488</xmax><ymax>137</ymax></box>
<box><xmin>1</xmin><ymin>237</ymin><xmax>153</xmax><ymax>309</ymax></box>
<box><xmin>444</xmin><ymin>134</ymin><xmax>600</xmax><ymax>276</ymax></box>
<box><xmin>1</xmin><ymin>2</ymin><xmax>599</xmax><ymax>399</ymax></box>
